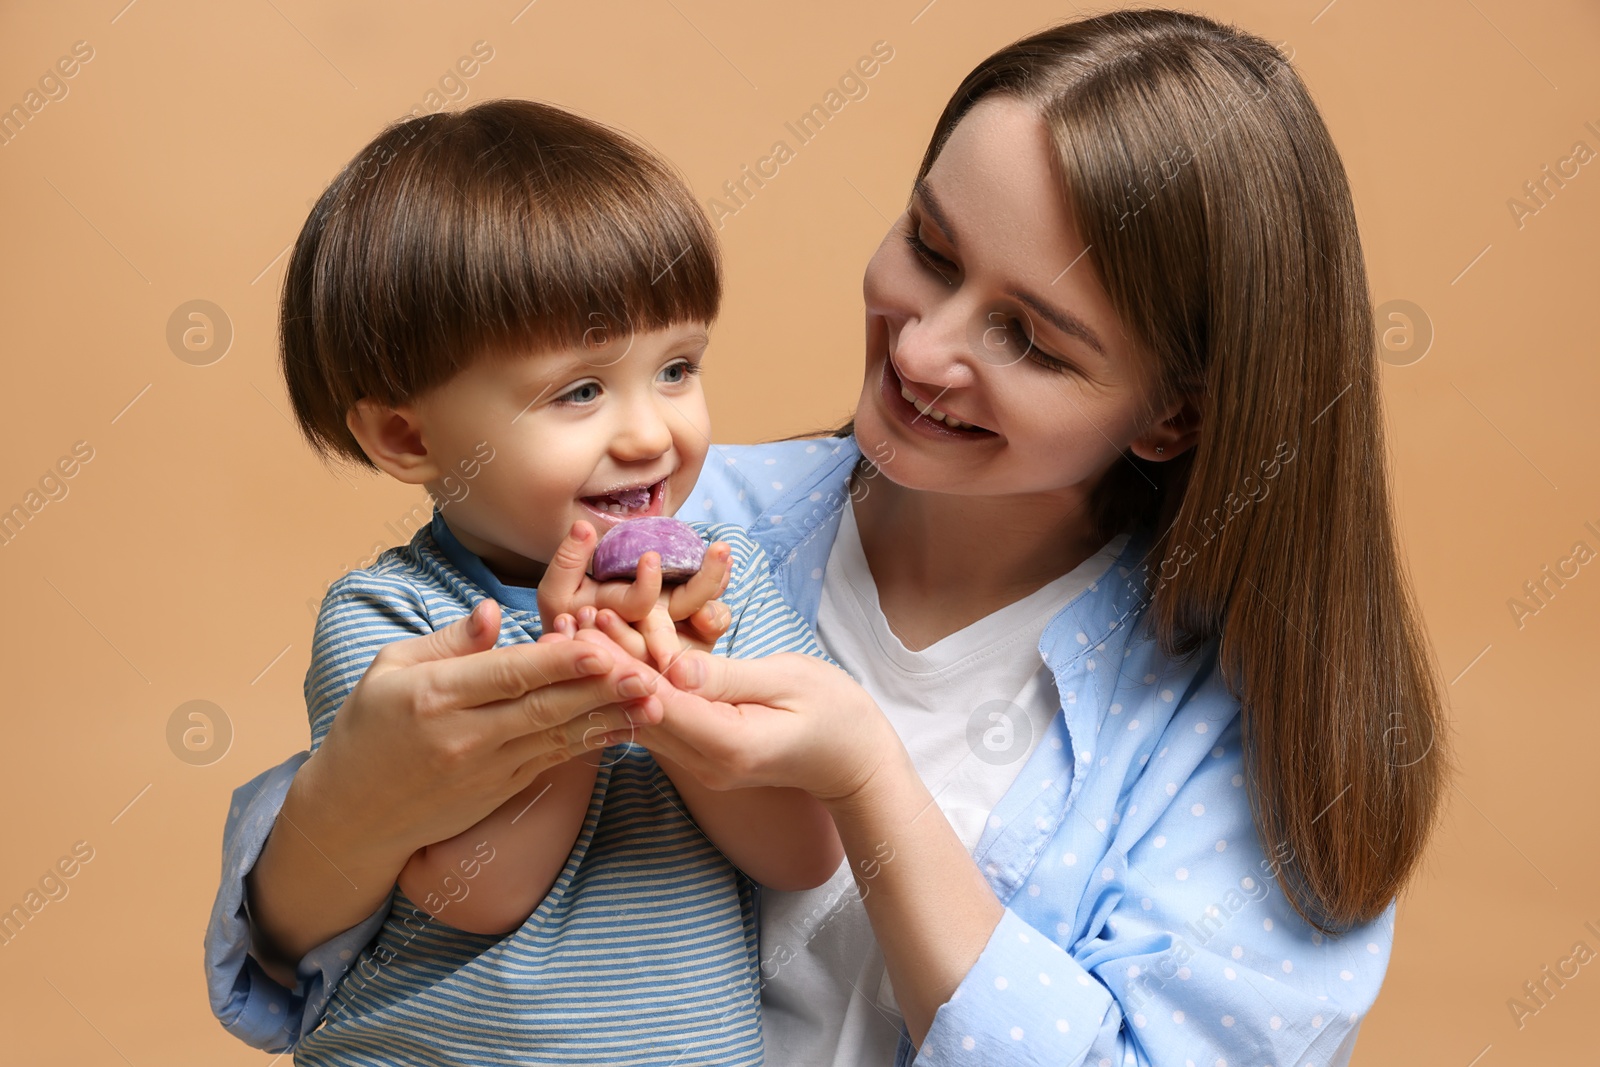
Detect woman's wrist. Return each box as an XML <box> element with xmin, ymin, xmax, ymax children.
<box><xmin>293</xmin><ymin>744</ymin><xmax>419</xmax><ymax>868</ymax></box>
<box><xmin>817</xmin><ymin>721</ymin><xmax>914</xmax><ymax>828</ymax></box>
<box><xmin>244</xmin><ymin>748</ymin><xmax>415</xmax><ymax>977</ymax></box>
<box><xmin>815</xmin><ymin>724</ymin><xmax>1002</xmax><ymax>1044</ymax></box>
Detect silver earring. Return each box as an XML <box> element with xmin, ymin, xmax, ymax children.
<box><xmin>1155</xmin><ymin>446</ymin><xmax>1165</xmax><ymax>455</ymax></box>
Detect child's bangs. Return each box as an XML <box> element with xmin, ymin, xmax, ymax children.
<box><xmin>447</xmin><ymin>125</ymin><xmax>722</xmax><ymax>361</ymax></box>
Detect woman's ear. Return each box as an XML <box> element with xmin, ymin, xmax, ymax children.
<box><xmin>1130</xmin><ymin>392</ymin><xmax>1202</xmax><ymax>462</ymax></box>
<box><xmin>345</xmin><ymin>398</ymin><xmax>442</xmax><ymax>484</ymax></box>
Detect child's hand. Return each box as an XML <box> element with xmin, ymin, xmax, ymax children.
<box><xmin>538</xmin><ymin>520</ymin><xmax>734</xmax><ymax>670</ymax></box>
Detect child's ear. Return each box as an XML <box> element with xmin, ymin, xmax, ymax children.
<box><xmin>345</xmin><ymin>398</ymin><xmax>442</xmax><ymax>484</ymax></box>
<box><xmin>1130</xmin><ymin>391</ymin><xmax>1202</xmax><ymax>462</ymax></box>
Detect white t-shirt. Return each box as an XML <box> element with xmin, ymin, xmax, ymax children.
<box><xmin>760</xmin><ymin>499</ymin><xmax>1129</xmax><ymax>1066</ymax></box>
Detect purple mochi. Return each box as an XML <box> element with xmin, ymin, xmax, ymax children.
<box><xmin>590</xmin><ymin>516</ymin><xmax>706</xmax><ymax>584</ymax></box>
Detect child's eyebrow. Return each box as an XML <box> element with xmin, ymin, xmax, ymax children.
<box><xmin>514</xmin><ymin>326</ymin><xmax>711</xmax><ymax>384</ymax></box>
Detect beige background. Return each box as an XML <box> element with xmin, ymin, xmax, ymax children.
<box><xmin>0</xmin><ymin>0</ymin><xmax>1595</xmax><ymax>1062</ymax></box>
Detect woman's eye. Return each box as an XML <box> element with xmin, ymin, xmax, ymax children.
<box><xmin>557</xmin><ymin>381</ymin><xmax>601</xmax><ymax>404</ymax></box>
<box><xmin>1018</xmin><ymin>329</ymin><xmax>1072</xmax><ymax>374</ymax></box>
<box><xmin>657</xmin><ymin>359</ymin><xmax>701</xmax><ymax>385</ymax></box>
<box><xmin>993</xmin><ymin>313</ymin><xmax>1072</xmax><ymax>374</ymax></box>
<box><xmin>903</xmin><ymin>229</ymin><xmax>956</xmax><ymax>279</ymax></box>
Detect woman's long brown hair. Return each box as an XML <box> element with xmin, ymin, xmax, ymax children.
<box><xmin>874</xmin><ymin>9</ymin><xmax>1448</xmax><ymax>933</ymax></box>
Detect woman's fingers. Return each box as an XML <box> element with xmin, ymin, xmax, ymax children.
<box><xmin>421</xmin><ymin>634</ymin><xmax>616</xmax><ymax>713</ymax></box>
<box><xmin>535</xmin><ymin>521</ymin><xmax>598</xmax><ymax>625</ymax></box>
<box><xmin>372</xmin><ymin>597</ymin><xmax>502</xmax><ymax>672</ymax></box>
<box><xmin>663</xmin><ymin>648</ymin><xmax>807</xmax><ymax>705</ymax></box>
<box><xmin>615</xmin><ymin>720</ymin><xmax>702</xmax><ymax>769</ymax></box>
<box><xmin>665</xmin><ymin>541</ymin><xmax>731</xmax><ymax>621</ymax></box>
<box><xmin>500</xmin><ymin>702</ymin><xmax>651</xmax><ymax>773</ymax></box>
<box><xmin>490</xmin><ymin>626</ymin><xmax>670</xmax><ymax>767</ymax></box>
<box><xmin>478</xmin><ymin>662</ymin><xmax>661</xmax><ymax>746</ymax></box>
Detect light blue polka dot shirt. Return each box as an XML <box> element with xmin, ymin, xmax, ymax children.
<box><xmin>687</xmin><ymin>435</ymin><xmax>1393</xmax><ymax>1067</ymax></box>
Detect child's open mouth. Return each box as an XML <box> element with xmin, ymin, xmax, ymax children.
<box><xmin>579</xmin><ymin>478</ymin><xmax>667</xmax><ymax>526</ymax></box>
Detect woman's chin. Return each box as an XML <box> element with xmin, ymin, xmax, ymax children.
<box><xmin>849</xmin><ymin>408</ymin><xmax>951</xmax><ymax>494</ymax></box>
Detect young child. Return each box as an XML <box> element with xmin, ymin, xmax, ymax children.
<box><xmin>275</xmin><ymin>99</ymin><xmax>843</xmax><ymax>1066</ymax></box>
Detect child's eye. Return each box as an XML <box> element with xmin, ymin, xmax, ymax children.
<box><xmin>556</xmin><ymin>381</ymin><xmax>602</xmax><ymax>405</ymax></box>
<box><xmin>657</xmin><ymin>359</ymin><xmax>702</xmax><ymax>385</ymax></box>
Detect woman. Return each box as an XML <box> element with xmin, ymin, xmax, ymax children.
<box><xmin>207</xmin><ymin>9</ymin><xmax>1446</xmax><ymax>1065</ymax></box>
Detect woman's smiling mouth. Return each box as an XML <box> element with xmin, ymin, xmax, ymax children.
<box><xmin>898</xmin><ymin>381</ymin><xmax>980</xmax><ymax>430</ymax></box>
<box><xmin>879</xmin><ymin>356</ymin><xmax>996</xmax><ymax>438</ymax></box>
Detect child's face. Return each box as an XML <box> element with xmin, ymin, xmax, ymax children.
<box><xmin>411</xmin><ymin>321</ymin><xmax>712</xmax><ymax>584</ymax></box>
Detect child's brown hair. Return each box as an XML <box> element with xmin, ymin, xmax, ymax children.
<box><xmin>279</xmin><ymin>99</ymin><xmax>721</xmax><ymax>469</ymax></box>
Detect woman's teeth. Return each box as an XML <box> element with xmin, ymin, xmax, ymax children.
<box><xmin>901</xmin><ymin>383</ymin><xmax>977</xmax><ymax>430</ymax></box>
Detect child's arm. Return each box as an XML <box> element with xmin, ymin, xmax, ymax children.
<box><xmin>651</xmin><ymin>751</ymin><xmax>845</xmax><ymax>890</ymax></box>
<box><xmin>397</xmin><ymin>750</ymin><xmax>602</xmax><ymax>934</ymax></box>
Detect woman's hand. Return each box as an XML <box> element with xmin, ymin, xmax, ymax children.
<box><xmin>307</xmin><ymin>597</ymin><xmax>664</xmax><ymax>857</ymax></box>
<box><xmin>554</xmin><ymin>626</ymin><xmax>897</xmax><ymax>804</ymax></box>
<box><xmin>246</xmin><ymin>597</ymin><xmax>669</xmax><ymax>983</ymax></box>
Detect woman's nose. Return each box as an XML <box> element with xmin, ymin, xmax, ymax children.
<box><xmin>892</xmin><ymin>294</ymin><xmax>982</xmax><ymax>388</ymax></box>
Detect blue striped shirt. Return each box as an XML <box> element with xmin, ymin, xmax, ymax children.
<box><xmin>253</xmin><ymin>509</ymin><xmax>826</xmax><ymax>1065</ymax></box>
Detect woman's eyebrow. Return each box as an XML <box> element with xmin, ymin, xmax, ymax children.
<box><xmin>912</xmin><ymin>178</ymin><xmax>960</xmax><ymax>242</ymax></box>
<box><xmin>1010</xmin><ymin>288</ymin><xmax>1107</xmax><ymax>359</ymax></box>
<box><xmin>913</xmin><ymin>179</ymin><xmax>1108</xmax><ymax>360</ymax></box>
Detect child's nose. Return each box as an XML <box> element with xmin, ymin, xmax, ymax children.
<box><xmin>610</xmin><ymin>399</ymin><xmax>674</xmax><ymax>461</ymax></box>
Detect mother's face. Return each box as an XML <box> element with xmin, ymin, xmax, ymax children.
<box><xmin>854</xmin><ymin>95</ymin><xmax>1179</xmax><ymax>503</ymax></box>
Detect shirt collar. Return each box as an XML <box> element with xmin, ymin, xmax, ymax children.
<box><xmin>428</xmin><ymin>508</ymin><xmax>545</xmax><ymax>617</ymax></box>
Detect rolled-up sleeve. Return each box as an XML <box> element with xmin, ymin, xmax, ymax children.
<box><xmin>206</xmin><ymin>572</ymin><xmax>432</xmax><ymax>1050</ymax></box>
<box><xmin>917</xmin><ymin>906</ymin><xmax>1114</xmax><ymax>1064</ymax></box>
<box><xmin>204</xmin><ymin>752</ymin><xmax>394</xmax><ymax>1053</ymax></box>
<box><xmin>913</xmin><ymin>901</ymin><xmax>1380</xmax><ymax>1066</ymax></box>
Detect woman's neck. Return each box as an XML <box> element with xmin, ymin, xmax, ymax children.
<box><xmin>848</xmin><ymin>467</ymin><xmax>1108</xmax><ymax>650</ymax></box>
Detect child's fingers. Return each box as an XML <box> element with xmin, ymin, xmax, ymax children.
<box><xmin>666</xmin><ymin>542</ymin><xmax>732</xmax><ymax>621</ymax></box>
<box><xmin>682</xmin><ymin>600</ymin><xmax>732</xmax><ymax>649</ymax></box>
<box><xmin>535</xmin><ymin>521</ymin><xmax>598</xmax><ymax>624</ymax></box>
<box><xmin>639</xmin><ymin>607</ymin><xmax>685</xmax><ymax>674</ymax></box>
<box><xmin>536</xmin><ymin>613</ymin><xmax>577</xmax><ymax>642</ymax></box>
<box><xmin>594</xmin><ymin>608</ymin><xmax>650</xmax><ymax>661</ymax></box>
<box><xmin>611</xmin><ymin>553</ymin><xmax>663</xmax><ymax>622</ymax></box>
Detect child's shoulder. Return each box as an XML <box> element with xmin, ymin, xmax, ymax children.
<box><xmin>313</xmin><ymin>527</ymin><xmax>447</xmax><ymax>623</ymax></box>
<box><xmin>682</xmin><ymin>520</ymin><xmax>771</xmax><ymax>596</ymax></box>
